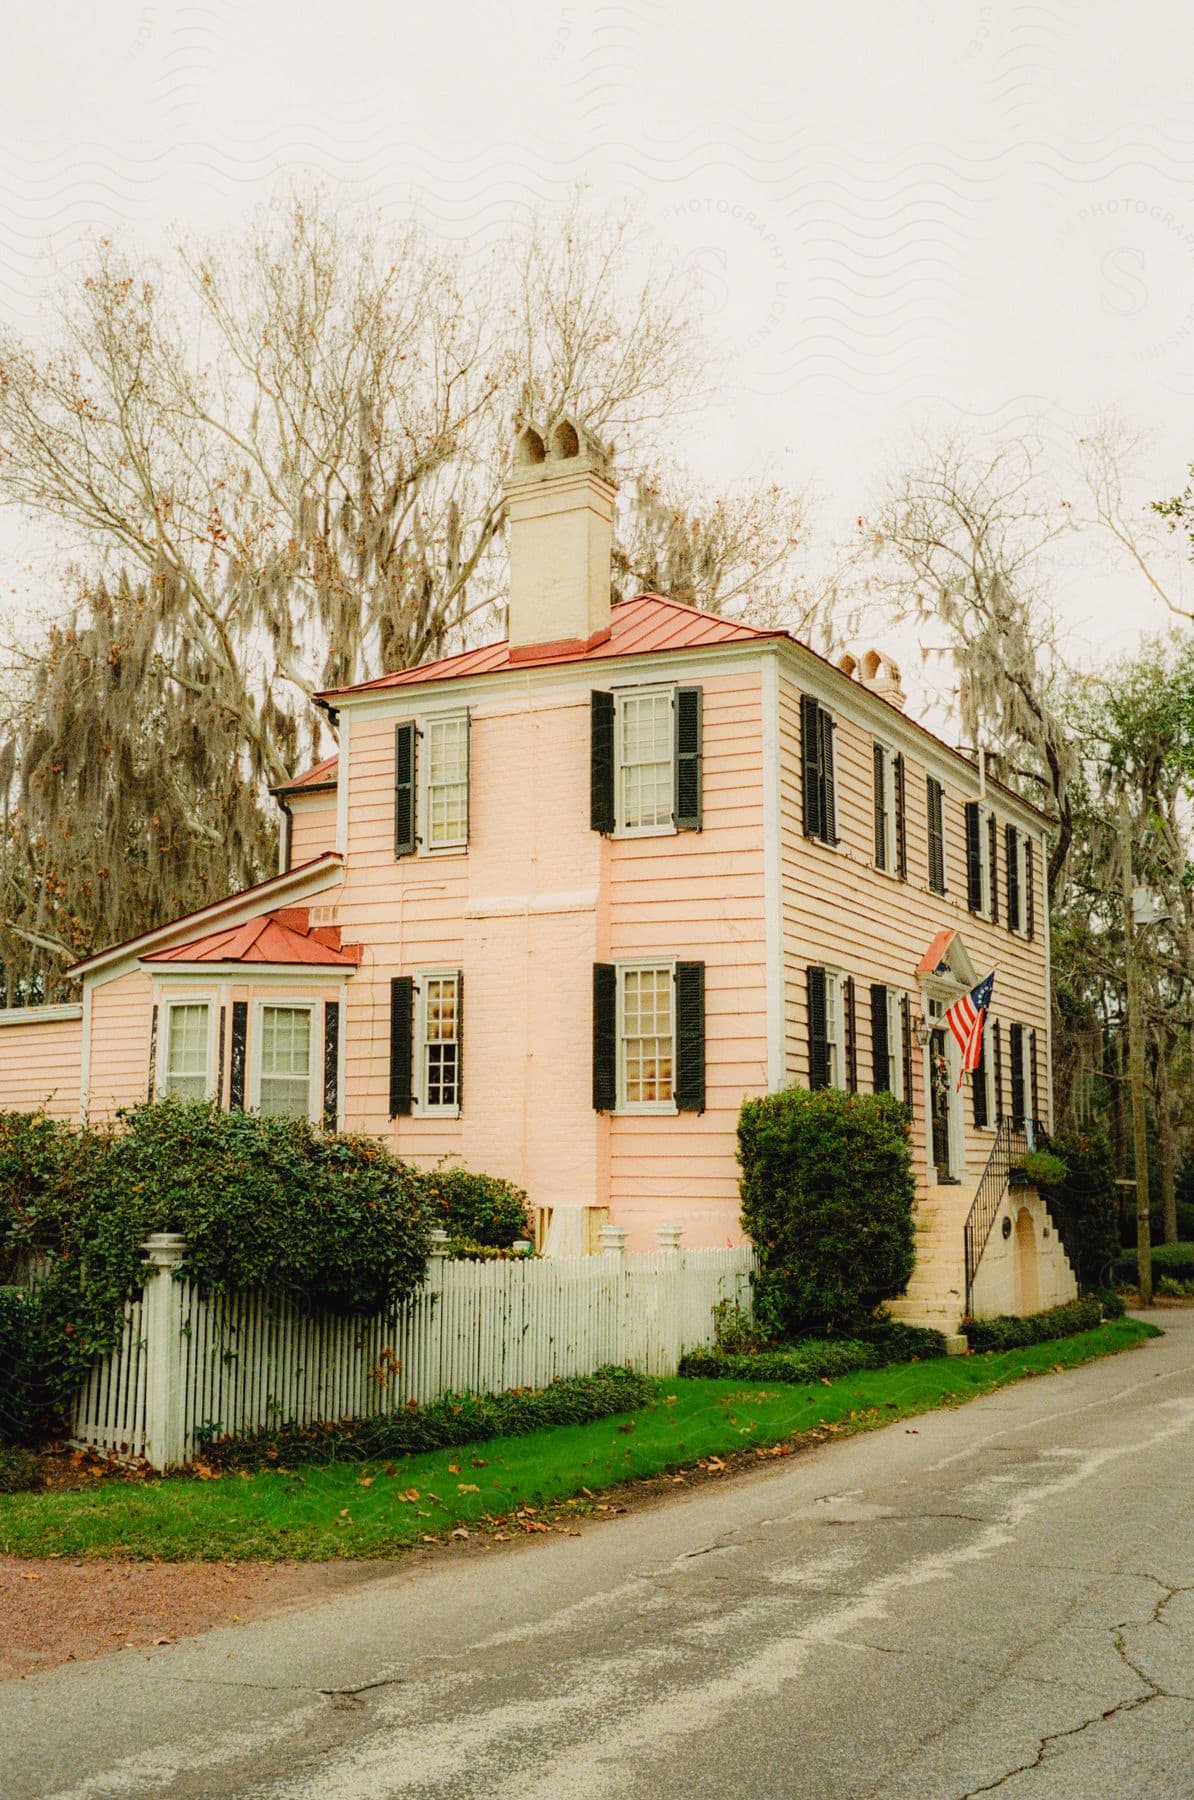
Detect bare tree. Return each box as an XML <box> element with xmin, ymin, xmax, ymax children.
<box><xmin>871</xmin><ymin>435</ymin><xmax>1078</xmax><ymax>892</ymax></box>
<box><xmin>1079</xmin><ymin>415</ymin><xmax>1194</xmax><ymax>625</ymax></box>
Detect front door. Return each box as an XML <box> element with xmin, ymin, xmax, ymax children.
<box><xmin>929</xmin><ymin>1026</ymin><xmax>955</xmax><ymax>1183</ymax></box>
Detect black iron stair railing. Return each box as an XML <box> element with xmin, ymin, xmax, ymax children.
<box><xmin>963</xmin><ymin>1116</ymin><xmax>1038</xmax><ymax>1316</ymax></box>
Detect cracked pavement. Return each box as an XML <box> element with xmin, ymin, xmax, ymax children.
<box><xmin>3</xmin><ymin>1310</ymin><xmax>1191</xmax><ymax>1798</ymax></box>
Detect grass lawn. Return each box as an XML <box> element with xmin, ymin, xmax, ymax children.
<box><xmin>0</xmin><ymin>1319</ymin><xmax>1157</xmax><ymax>1561</ymax></box>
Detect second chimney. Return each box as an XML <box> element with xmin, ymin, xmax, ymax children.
<box><xmin>504</xmin><ymin>418</ymin><xmax>617</xmax><ymax>658</ymax></box>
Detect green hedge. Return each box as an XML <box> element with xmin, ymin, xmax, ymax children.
<box><xmin>0</xmin><ymin>1287</ymin><xmax>39</xmax><ymax>1444</ymax></box>
<box><xmin>738</xmin><ymin>1088</ymin><xmax>916</xmax><ymax>1336</ymax></box>
<box><xmin>679</xmin><ymin>1340</ymin><xmax>878</xmax><ymax>1383</ymax></box>
<box><xmin>1114</xmin><ymin>1242</ymin><xmax>1194</xmax><ymax>1285</ymax></box>
<box><xmin>199</xmin><ymin>1367</ymin><xmax>655</xmax><ymax>1469</ymax></box>
<box><xmin>680</xmin><ymin>1319</ymin><xmax>947</xmax><ymax>1383</ymax></box>
<box><xmin>964</xmin><ymin>1296</ymin><xmax>1102</xmax><ymax>1353</ymax></box>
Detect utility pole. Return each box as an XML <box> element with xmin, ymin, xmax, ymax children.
<box><xmin>1119</xmin><ymin>795</ymin><xmax>1152</xmax><ymax>1306</ymax></box>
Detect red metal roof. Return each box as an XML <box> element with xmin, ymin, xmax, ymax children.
<box><xmin>271</xmin><ymin>754</ymin><xmax>339</xmax><ymax>796</ymax></box>
<box><xmin>917</xmin><ymin>928</ymin><xmax>958</xmax><ymax>976</ymax></box>
<box><xmin>320</xmin><ymin>594</ymin><xmax>784</xmax><ymax>700</ymax></box>
<box><xmin>142</xmin><ymin>909</ymin><xmax>361</xmax><ymax>969</ymax></box>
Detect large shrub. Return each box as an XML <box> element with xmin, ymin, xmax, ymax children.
<box><xmin>738</xmin><ymin>1088</ymin><xmax>916</xmax><ymax>1336</ymax></box>
<box><xmin>422</xmin><ymin>1166</ymin><xmax>532</xmax><ymax>1249</ymax></box>
<box><xmin>0</xmin><ymin>1100</ymin><xmax>434</xmax><ymax>1426</ymax></box>
<box><xmin>1036</xmin><ymin>1129</ymin><xmax>1120</xmax><ymax>1290</ymax></box>
<box><xmin>1115</xmin><ymin>1242</ymin><xmax>1194</xmax><ymax>1285</ymax></box>
<box><xmin>0</xmin><ymin>1287</ymin><xmax>40</xmax><ymax>1444</ymax></box>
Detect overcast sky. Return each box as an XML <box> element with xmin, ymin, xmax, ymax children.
<box><xmin>2</xmin><ymin>1</ymin><xmax>1192</xmax><ymax>710</ymax></box>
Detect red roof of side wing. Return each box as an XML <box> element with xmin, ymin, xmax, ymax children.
<box><xmin>142</xmin><ymin>910</ymin><xmax>361</xmax><ymax>968</ymax></box>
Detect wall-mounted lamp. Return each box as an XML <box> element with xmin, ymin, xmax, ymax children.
<box><xmin>913</xmin><ymin>1012</ymin><xmax>933</xmax><ymax>1048</ymax></box>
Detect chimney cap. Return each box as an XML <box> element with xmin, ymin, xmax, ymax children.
<box><xmin>508</xmin><ymin>413</ymin><xmax>615</xmax><ymax>487</ymax></box>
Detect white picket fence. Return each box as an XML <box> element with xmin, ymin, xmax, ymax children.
<box><xmin>71</xmin><ymin>1229</ymin><xmax>754</xmax><ymax>1469</ymax></box>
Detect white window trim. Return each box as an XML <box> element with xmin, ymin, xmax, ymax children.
<box><xmin>157</xmin><ymin>993</ymin><xmax>219</xmax><ymax>1102</ymax></box>
<box><xmin>615</xmin><ymin>956</ymin><xmax>679</xmax><ymax>1116</ymax></box>
<box><xmin>613</xmin><ymin>683</ymin><xmax>678</xmax><ymax>840</ymax></box>
<box><xmin>885</xmin><ymin>986</ymin><xmax>904</xmax><ymax>1098</ymax></box>
<box><xmin>874</xmin><ymin>742</ymin><xmax>899</xmax><ymax>875</ymax></box>
<box><xmin>823</xmin><ymin>966</ymin><xmax>846</xmax><ymax>1090</ymax></box>
<box><xmin>413</xmin><ymin>968</ymin><xmax>462</xmax><ymax>1118</ymax></box>
<box><xmin>418</xmin><ymin>710</ymin><xmax>470</xmax><ymax>856</ymax></box>
<box><xmin>247</xmin><ymin>998</ymin><xmax>320</xmax><ymax>1123</ymax></box>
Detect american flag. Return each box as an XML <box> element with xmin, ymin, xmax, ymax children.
<box><xmin>944</xmin><ymin>972</ymin><xmax>995</xmax><ymax>1088</ymax></box>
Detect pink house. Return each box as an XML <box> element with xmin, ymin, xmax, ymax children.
<box><xmin>0</xmin><ymin>422</ymin><xmax>1076</xmax><ymax>1328</ymax></box>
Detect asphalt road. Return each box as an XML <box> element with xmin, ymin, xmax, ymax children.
<box><xmin>5</xmin><ymin>1311</ymin><xmax>1192</xmax><ymax>1799</ymax></box>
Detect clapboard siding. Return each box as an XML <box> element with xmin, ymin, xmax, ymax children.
<box><xmin>287</xmin><ymin>793</ymin><xmax>337</xmax><ymax>866</ymax></box>
<box><xmin>86</xmin><ymin>970</ymin><xmax>157</xmax><ymax>1120</ymax></box>
<box><xmin>0</xmin><ymin>1012</ymin><xmax>83</xmax><ymax>1117</ymax></box>
<box><xmin>778</xmin><ymin>673</ymin><xmax>1050</xmax><ymax>1190</ymax></box>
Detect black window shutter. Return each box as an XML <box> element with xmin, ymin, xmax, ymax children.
<box><xmin>389</xmin><ymin>976</ymin><xmax>414</xmax><ymax>1117</ymax></box>
<box><xmin>1006</xmin><ymin>823</ymin><xmax>1020</xmax><ymax>930</ymax></box>
<box><xmin>870</xmin><ymin>983</ymin><xmax>890</xmax><ymax>1092</ymax></box>
<box><xmin>873</xmin><ymin>743</ymin><xmax>887</xmax><ymax>868</ymax></box>
<box><xmin>988</xmin><ymin>814</ymin><xmax>1000</xmax><ymax>924</ymax></box>
<box><xmin>965</xmin><ymin>802</ymin><xmax>983</xmax><ymax>913</ymax></box>
<box><xmin>894</xmin><ymin>754</ymin><xmax>908</xmax><ymax>879</ymax></box>
<box><xmin>323</xmin><ymin>1000</ymin><xmax>340</xmax><ymax>1131</ymax></box>
<box><xmin>819</xmin><ymin>708</ymin><xmax>837</xmax><ymax>844</ymax></box>
<box><xmin>927</xmin><ymin>777</ymin><xmax>945</xmax><ymax>893</ymax></box>
<box><xmin>1025</xmin><ymin>838</ymin><xmax>1036</xmax><ymax>941</ymax></box>
<box><xmin>901</xmin><ymin>992</ymin><xmax>914</xmax><ymax>1108</ymax></box>
<box><xmin>1029</xmin><ymin>1026</ymin><xmax>1040</xmax><ymax>1128</ymax></box>
<box><xmin>394</xmin><ymin>721</ymin><xmax>417</xmax><ymax>858</ymax></box>
<box><xmin>454</xmin><ymin>972</ymin><xmax>463</xmax><ymax>1111</ymax></box>
<box><xmin>800</xmin><ymin>694</ymin><xmax>822</xmax><ymax>840</ymax></box>
<box><xmin>216</xmin><ymin>1006</ymin><xmax>226</xmax><ymax>1108</ymax></box>
<box><xmin>993</xmin><ymin>1018</ymin><xmax>1004</xmax><ymax>1123</ymax></box>
<box><xmin>1009</xmin><ymin>1022</ymin><xmax>1026</xmax><ymax>1126</ymax></box>
<box><xmin>147</xmin><ymin>1003</ymin><xmax>159</xmax><ymax>1103</ymax></box>
<box><xmin>806</xmin><ymin>965</ymin><xmax>828</xmax><ymax>1090</ymax></box>
<box><xmin>590</xmin><ymin>692</ymin><xmax>615</xmax><ymax>834</ymax></box>
<box><xmin>592</xmin><ymin>963</ymin><xmax>617</xmax><ymax>1111</ymax></box>
<box><xmin>844</xmin><ymin>975</ymin><xmax>858</xmax><ymax>1093</ymax></box>
<box><xmin>674</xmin><ymin>688</ymin><xmax>703</xmax><ymax>831</ymax></box>
<box><xmin>972</xmin><ymin>1032</ymin><xmax>989</xmax><ymax>1129</ymax></box>
<box><xmin>674</xmin><ymin>961</ymin><xmax>706</xmax><ymax>1112</ymax></box>
<box><xmin>229</xmin><ymin>1001</ymin><xmax>248</xmax><ymax>1110</ymax></box>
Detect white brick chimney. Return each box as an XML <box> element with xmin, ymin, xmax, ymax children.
<box><xmin>504</xmin><ymin>417</ymin><xmax>617</xmax><ymax>658</ymax></box>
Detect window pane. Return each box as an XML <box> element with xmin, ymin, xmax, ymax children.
<box><xmin>259</xmin><ymin>1007</ymin><xmax>311</xmax><ymax>1118</ymax></box>
<box><xmin>620</xmin><ymin>965</ymin><xmax>674</xmax><ymax>1105</ymax></box>
<box><xmin>619</xmin><ymin>693</ymin><xmax>673</xmax><ymax>829</ymax></box>
<box><xmin>165</xmin><ymin>1004</ymin><xmax>209</xmax><ymax>1098</ymax></box>
<box><xmin>426</xmin><ymin>717</ymin><xmax>468</xmax><ymax>848</ymax></box>
<box><xmin>422</xmin><ymin>975</ymin><xmax>459</xmax><ymax>1108</ymax></box>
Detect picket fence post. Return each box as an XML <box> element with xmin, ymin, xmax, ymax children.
<box><xmin>596</xmin><ymin>1224</ymin><xmax>628</xmax><ymax>1365</ymax></box>
<box><xmin>140</xmin><ymin>1232</ymin><xmax>188</xmax><ymax>1472</ymax></box>
<box><xmin>656</xmin><ymin>1224</ymin><xmax>684</xmax><ymax>1373</ymax></box>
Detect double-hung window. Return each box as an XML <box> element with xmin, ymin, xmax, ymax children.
<box><xmin>163</xmin><ymin>1000</ymin><xmax>212</xmax><ymax>1099</ymax></box>
<box><xmin>418</xmin><ymin>971</ymin><xmax>462</xmax><ymax>1114</ymax></box>
<box><xmin>965</xmin><ymin>802</ymin><xmax>996</xmax><ymax>916</ymax></box>
<box><xmin>394</xmin><ymin>712</ymin><xmax>469</xmax><ymax>858</ymax></box>
<box><xmin>801</xmin><ymin>696</ymin><xmax>837</xmax><ymax>845</ymax></box>
<box><xmin>873</xmin><ymin>743</ymin><xmax>903</xmax><ymax>874</ymax></box>
<box><xmin>255</xmin><ymin>1003</ymin><xmax>314</xmax><ymax>1119</ymax></box>
<box><xmin>807</xmin><ymin>965</ymin><xmax>849</xmax><ymax>1089</ymax></box>
<box><xmin>424</xmin><ymin>715</ymin><xmax>469</xmax><ymax>850</ymax></box>
<box><xmin>619</xmin><ymin>963</ymin><xmax>675</xmax><ymax>1109</ymax></box>
<box><xmin>618</xmin><ymin>689</ymin><xmax>675</xmax><ymax>833</ymax></box>
<box><xmin>870</xmin><ymin>984</ymin><xmax>904</xmax><ymax>1096</ymax></box>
